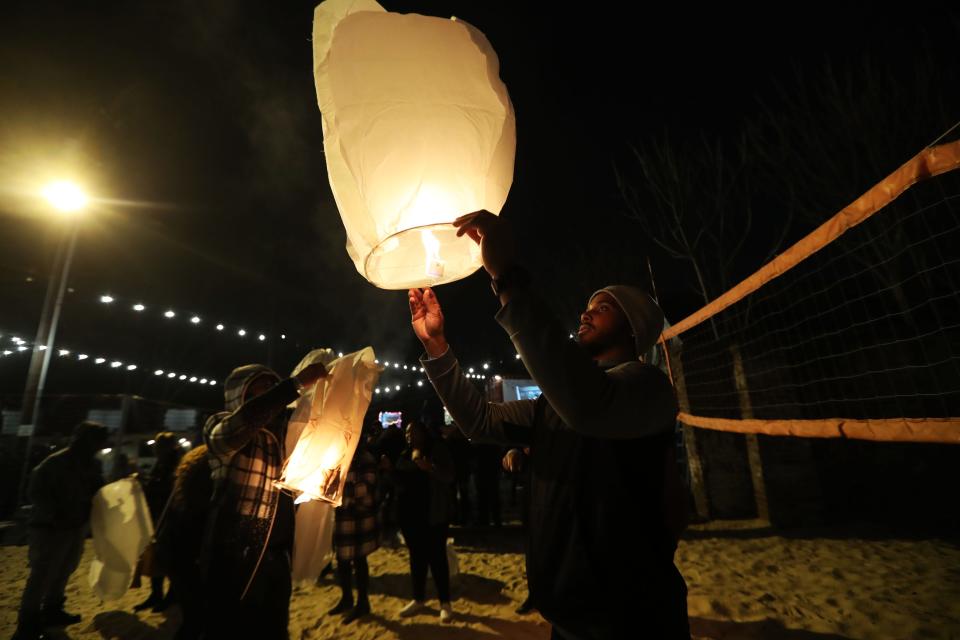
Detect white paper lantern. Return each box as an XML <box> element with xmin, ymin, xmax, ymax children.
<box><xmin>276</xmin><ymin>347</ymin><xmax>381</xmax><ymax>505</ymax></box>
<box><xmin>88</xmin><ymin>478</ymin><xmax>154</xmax><ymax>601</ymax></box>
<box><xmin>313</xmin><ymin>0</ymin><xmax>516</xmax><ymax>289</ymax></box>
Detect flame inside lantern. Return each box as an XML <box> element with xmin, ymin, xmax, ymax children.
<box><xmin>421</xmin><ymin>228</ymin><xmax>445</xmax><ymax>279</ymax></box>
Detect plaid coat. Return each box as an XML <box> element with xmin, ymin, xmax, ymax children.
<box><xmin>202</xmin><ymin>364</ymin><xmax>298</xmax><ymax>597</ymax></box>
<box><xmin>334</xmin><ymin>448</ymin><xmax>380</xmax><ymax>560</ymax></box>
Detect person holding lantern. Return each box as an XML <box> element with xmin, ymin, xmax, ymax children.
<box><xmin>408</xmin><ymin>211</ymin><xmax>689</xmax><ymax>639</ymax></box>
<box><xmin>201</xmin><ymin>361</ymin><xmax>327</xmax><ymax>640</ymax></box>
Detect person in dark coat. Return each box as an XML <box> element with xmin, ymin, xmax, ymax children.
<box><xmin>392</xmin><ymin>421</ymin><xmax>456</xmax><ymax>623</ymax></box>
<box><xmin>13</xmin><ymin>421</ymin><xmax>108</xmax><ymax>640</ymax></box>
<box><xmin>134</xmin><ymin>431</ymin><xmax>182</xmax><ymax>612</ymax></box>
<box><xmin>409</xmin><ymin>210</ymin><xmax>689</xmax><ymax>639</ymax></box>
<box><xmin>154</xmin><ymin>443</ymin><xmax>213</xmax><ymax>640</ymax></box>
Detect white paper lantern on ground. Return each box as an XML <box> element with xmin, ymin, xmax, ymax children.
<box><xmin>313</xmin><ymin>0</ymin><xmax>516</xmax><ymax>289</ymax></box>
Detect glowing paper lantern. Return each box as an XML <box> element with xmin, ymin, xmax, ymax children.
<box><xmin>277</xmin><ymin>347</ymin><xmax>381</xmax><ymax>505</ymax></box>
<box><xmin>313</xmin><ymin>0</ymin><xmax>516</xmax><ymax>289</ymax></box>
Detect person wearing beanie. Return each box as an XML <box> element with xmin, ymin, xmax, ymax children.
<box><xmin>201</xmin><ymin>361</ymin><xmax>327</xmax><ymax>640</ymax></box>
<box><xmin>13</xmin><ymin>421</ymin><xmax>108</xmax><ymax>640</ymax></box>
<box><xmin>408</xmin><ymin>210</ymin><xmax>689</xmax><ymax>639</ymax></box>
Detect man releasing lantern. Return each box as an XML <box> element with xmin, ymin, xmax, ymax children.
<box><xmin>313</xmin><ymin>0</ymin><xmax>516</xmax><ymax>289</ymax></box>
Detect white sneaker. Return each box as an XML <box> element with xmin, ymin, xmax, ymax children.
<box><xmin>439</xmin><ymin>602</ymin><xmax>454</xmax><ymax>623</ymax></box>
<box><xmin>398</xmin><ymin>599</ymin><xmax>426</xmax><ymax>618</ymax></box>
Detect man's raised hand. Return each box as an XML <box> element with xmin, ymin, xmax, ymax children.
<box><xmin>408</xmin><ymin>287</ymin><xmax>448</xmax><ymax>358</ymax></box>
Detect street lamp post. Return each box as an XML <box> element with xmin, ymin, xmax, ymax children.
<box><xmin>16</xmin><ymin>181</ymin><xmax>87</xmax><ymax>505</ymax></box>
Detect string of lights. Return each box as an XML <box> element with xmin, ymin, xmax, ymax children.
<box><xmin>1</xmin><ymin>333</ymin><xmax>218</xmax><ymax>386</ymax></box>
<box><xmin>6</xmin><ymin>284</ymin><xmax>538</xmax><ymax>393</ymax></box>
<box><xmin>94</xmin><ymin>293</ymin><xmax>280</xmax><ymax>343</ymax></box>
<box><xmin>88</xmin><ymin>291</ymin><xmax>528</xmax><ymax>376</ymax></box>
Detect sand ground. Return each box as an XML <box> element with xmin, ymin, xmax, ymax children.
<box><xmin>2</xmin><ymin>524</ymin><xmax>959</xmax><ymax>639</ymax></box>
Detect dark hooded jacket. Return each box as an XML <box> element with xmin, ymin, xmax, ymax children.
<box><xmin>422</xmin><ymin>285</ymin><xmax>689</xmax><ymax>638</ymax></box>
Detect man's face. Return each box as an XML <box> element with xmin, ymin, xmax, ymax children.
<box><xmin>577</xmin><ymin>292</ymin><xmax>630</xmax><ymax>355</ymax></box>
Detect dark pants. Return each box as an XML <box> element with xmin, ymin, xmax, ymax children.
<box><xmin>205</xmin><ymin>548</ymin><xmax>292</xmax><ymax>640</ymax></box>
<box><xmin>475</xmin><ymin>458</ymin><xmax>501</xmax><ymax>527</ymax></box>
<box><xmin>18</xmin><ymin>526</ymin><xmax>85</xmax><ymax>622</ymax></box>
<box><xmin>401</xmin><ymin>522</ymin><xmax>450</xmax><ymax>602</ymax></box>
<box><xmin>336</xmin><ymin>557</ymin><xmax>369</xmax><ymax>605</ymax></box>
<box><xmin>454</xmin><ymin>473</ymin><xmax>472</xmax><ymax>525</ymax></box>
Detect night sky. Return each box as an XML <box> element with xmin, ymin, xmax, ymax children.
<box><xmin>1</xmin><ymin>1</ymin><xmax>957</xmax><ymax>415</ymax></box>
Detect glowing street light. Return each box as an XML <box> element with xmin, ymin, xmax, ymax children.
<box><xmin>164</xmin><ymin>310</ymin><xmax>176</xmax><ymax>319</ymax></box>
<box><xmin>42</xmin><ymin>181</ymin><xmax>88</xmax><ymax>212</ymax></box>
<box><xmin>133</xmin><ymin>304</ymin><xmax>145</xmax><ymax>311</ymax></box>
<box><xmin>100</xmin><ymin>295</ymin><xmax>114</xmax><ymax>304</ymax></box>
